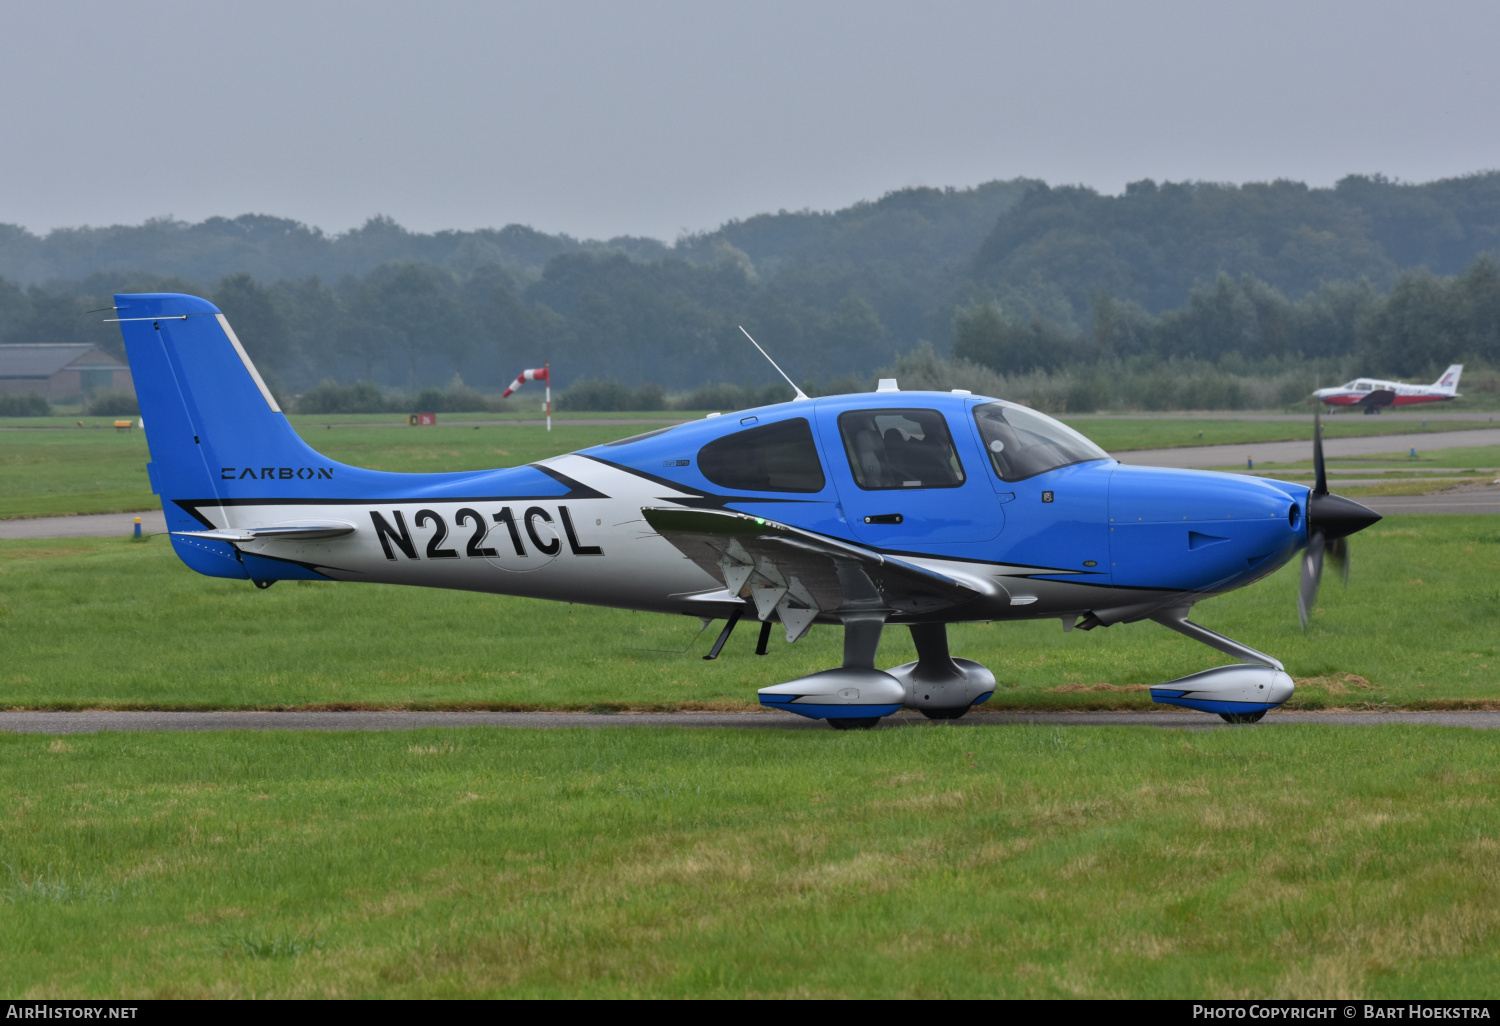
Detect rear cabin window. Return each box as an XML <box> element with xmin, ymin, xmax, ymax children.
<box><xmin>696</xmin><ymin>417</ymin><xmax>826</xmax><ymax>492</ymax></box>
<box><xmin>837</xmin><ymin>409</ymin><xmax>965</xmax><ymax>490</ymax></box>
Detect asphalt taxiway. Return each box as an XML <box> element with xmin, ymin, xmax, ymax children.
<box><xmin>2</xmin><ymin>710</ymin><xmax>1497</xmax><ymax>733</ymax></box>
<box><xmin>1114</xmin><ymin>427</ymin><xmax>1500</xmax><ymax>468</ymax></box>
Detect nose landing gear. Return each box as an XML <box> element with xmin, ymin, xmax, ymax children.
<box><xmin>1219</xmin><ymin>711</ymin><xmax>1268</xmax><ymax>724</ymax></box>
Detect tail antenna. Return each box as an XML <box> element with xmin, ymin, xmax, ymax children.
<box><xmin>739</xmin><ymin>326</ymin><xmax>809</xmax><ymax>401</ymax></box>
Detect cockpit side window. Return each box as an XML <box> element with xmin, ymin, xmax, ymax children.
<box><xmin>696</xmin><ymin>417</ymin><xmax>826</xmax><ymax>492</ymax></box>
<box><xmin>1354</xmin><ymin>380</ymin><xmax>1374</xmax><ymax>391</ymax></box>
<box><xmin>836</xmin><ymin>409</ymin><xmax>965</xmax><ymax>490</ymax></box>
<box><xmin>972</xmin><ymin>401</ymin><xmax>1110</xmax><ymax>482</ymax></box>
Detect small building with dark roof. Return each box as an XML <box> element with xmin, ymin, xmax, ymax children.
<box><xmin>0</xmin><ymin>344</ymin><xmax>134</xmax><ymax>400</ymax></box>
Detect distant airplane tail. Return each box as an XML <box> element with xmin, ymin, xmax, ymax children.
<box><xmin>1433</xmin><ymin>364</ymin><xmax>1463</xmax><ymax>393</ymax></box>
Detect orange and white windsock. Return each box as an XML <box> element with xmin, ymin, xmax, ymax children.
<box><xmin>502</xmin><ymin>366</ymin><xmax>549</xmax><ymax>398</ymax></box>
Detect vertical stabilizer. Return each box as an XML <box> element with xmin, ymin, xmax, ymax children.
<box><xmin>112</xmin><ymin>293</ymin><xmax>339</xmax><ymax>577</ymax></box>
<box><xmin>1433</xmin><ymin>364</ymin><xmax>1463</xmax><ymax>392</ymax></box>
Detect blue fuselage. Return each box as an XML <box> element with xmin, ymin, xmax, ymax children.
<box><xmin>583</xmin><ymin>391</ymin><xmax>1308</xmax><ymax>608</ymax></box>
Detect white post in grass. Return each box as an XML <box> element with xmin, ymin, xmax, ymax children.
<box><xmin>545</xmin><ymin>361</ymin><xmax>551</xmax><ymax>432</ymax></box>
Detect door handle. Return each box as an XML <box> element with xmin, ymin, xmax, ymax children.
<box><xmin>862</xmin><ymin>513</ymin><xmax>904</xmax><ymax>525</ymax></box>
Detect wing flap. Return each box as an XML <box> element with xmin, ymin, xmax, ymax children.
<box><xmin>641</xmin><ymin>506</ymin><xmax>976</xmax><ymax>617</ymax></box>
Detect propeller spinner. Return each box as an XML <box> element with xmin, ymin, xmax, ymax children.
<box><xmin>1298</xmin><ymin>411</ymin><xmax>1382</xmax><ymax>628</ymax></box>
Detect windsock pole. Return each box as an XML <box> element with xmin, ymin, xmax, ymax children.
<box><xmin>545</xmin><ymin>361</ymin><xmax>551</xmax><ymax>432</ymax></box>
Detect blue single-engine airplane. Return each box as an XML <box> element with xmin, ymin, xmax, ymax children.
<box><xmin>111</xmin><ymin>293</ymin><xmax>1381</xmax><ymax>727</ymax></box>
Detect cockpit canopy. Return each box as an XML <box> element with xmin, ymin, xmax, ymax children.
<box><xmin>597</xmin><ymin>391</ymin><xmax>1115</xmax><ymax>497</ymax></box>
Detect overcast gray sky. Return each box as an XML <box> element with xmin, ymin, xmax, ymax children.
<box><xmin>4</xmin><ymin>0</ymin><xmax>1498</xmax><ymax>241</ymax></box>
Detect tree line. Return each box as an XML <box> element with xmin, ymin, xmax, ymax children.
<box><xmin>3</xmin><ymin>172</ymin><xmax>1500</xmax><ymax>407</ymax></box>
<box><xmin>955</xmin><ymin>257</ymin><xmax>1500</xmax><ymax>380</ymax></box>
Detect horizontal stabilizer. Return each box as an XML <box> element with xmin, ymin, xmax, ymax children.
<box><xmin>173</xmin><ymin>519</ymin><xmax>357</xmax><ymax>543</ymax></box>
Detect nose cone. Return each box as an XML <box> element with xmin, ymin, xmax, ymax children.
<box><xmin>1309</xmin><ymin>491</ymin><xmax>1381</xmax><ymax>540</ymax></box>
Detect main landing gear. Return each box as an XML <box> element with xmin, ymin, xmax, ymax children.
<box><xmin>887</xmin><ymin>623</ymin><xmax>996</xmax><ymax>721</ymax></box>
<box><xmin>757</xmin><ymin>618</ymin><xmax>995</xmax><ymax>729</ymax></box>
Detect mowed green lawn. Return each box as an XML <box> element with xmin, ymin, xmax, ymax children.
<box><xmin>0</xmin><ymin>423</ymin><xmax>672</xmax><ymax>520</ymax></box>
<box><xmin>1</xmin><ymin>516</ymin><xmax>1494</xmax><ymax>710</ymax></box>
<box><xmin>2</xmin><ymin>413</ymin><xmax>1494</xmax><ymax>520</ymax></box>
<box><xmin>3</xmin><ymin>725</ymin><xmax>1498</xmax><ymax>998</ymax></box>
<box><xmin>0</xmin><ymin>428</ymin><xmax>156</xmax><ymax>520</ymax></box>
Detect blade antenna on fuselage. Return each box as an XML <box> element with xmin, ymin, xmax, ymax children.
<box><xmin>739</xmin><ymin>326</ymin><xmax>810</xmax><ymax>401</ymax></box>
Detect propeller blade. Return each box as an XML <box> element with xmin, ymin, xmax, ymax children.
<box><xmin>1328</xmin><ymin>535</ymin><xmax>1349</xmax><ymax>586</ymax></box>
<box><xmin>1298</xmin><ymin>530</ymin><xmax>1325</xmax><ymax>630</ymax></box>
<box><xmin>1296</xmin><ymin>412</ymin><xmax>1372</xmax><ymax>627</ymax></box>
<box><xmin>1312</xmin><ymin>408</ymin><xmax>1328</xmax><ymax>496</ymax></box>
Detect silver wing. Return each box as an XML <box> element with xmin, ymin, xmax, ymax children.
<box><xmin>641</xmin><ymin>506</ymin><xmax>979</xmax><ymax>641</ymax></box>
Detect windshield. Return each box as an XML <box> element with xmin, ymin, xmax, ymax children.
<box><xmin>972</xmin><ymin>401</ymin><xmax>1110</xmax><ymax>482</ymax></box>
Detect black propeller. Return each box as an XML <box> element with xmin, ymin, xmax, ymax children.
<box><xmin>1298</xmin><ymin>410</ymin><xmax>1382</xmax><ymax>628</ymax></box>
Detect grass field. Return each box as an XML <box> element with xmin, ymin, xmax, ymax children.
<box><xmin>0</xmin><ymin>409</ymin><xmax>673</xmax><ymax>430</ymax></box>
<box><xmin>0</xmin><ymin>423</ymin><xmax>673</xmax><ymax>520</ymax></box>
<box><xmin>4</xmin><ymin>412</ymin><xmax>1497</xmax><ymax>1001</ymax></box>
<box><xmin>1</xmin><ymin>516</ymin><xmax>1494</xmax><ymax>711</ymax></box>
<box><xmin>3</xmin><ymin>724</ymin><xmax>1498</xmax><ymax>998</ymax></box>
<box><xmin>4</xmin><ymin>414</ymin><xmax>1495</xmax><ymax>520</ymax></box>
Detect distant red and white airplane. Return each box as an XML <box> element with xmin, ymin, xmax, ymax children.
<box><xmin>1312</xmin><ymin>365</ymin><xmax>1463</xmax><ymax>414</ymax></box>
